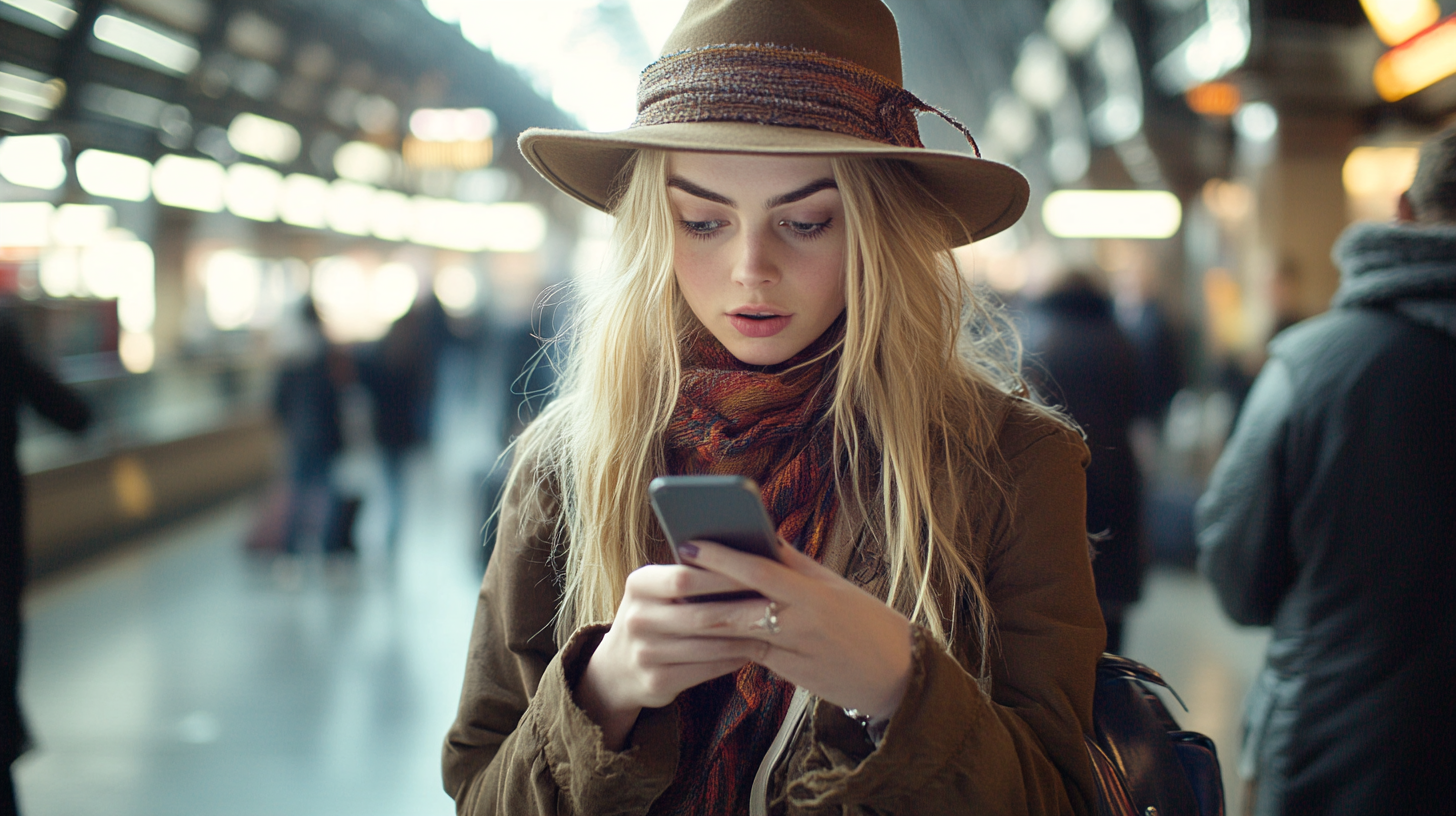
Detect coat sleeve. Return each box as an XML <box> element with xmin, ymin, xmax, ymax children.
<box><xmin>1195</xmin><ymin>358</ymin><xmax>1297</xmax><ymax>626</ymax></box>
<box><xmin>441</xmin><ymin>451</ymin><xmax>680</xmax><ymax>815</ymax></box>
<box><xmin>776</xmin><ymin>422</ymin><xmax>1104</xmax><ymax>815</ymax></box>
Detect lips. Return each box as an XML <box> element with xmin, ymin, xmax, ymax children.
<box><xmin>727</xmin><ymin>308</ymin><xmax>791</xmax><ymax>338</ymax></box>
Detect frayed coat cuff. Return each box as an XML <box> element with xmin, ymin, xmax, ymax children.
<box><xmin>784</xmin><ymin>625</ymin><xmax>989</xmax><ymax>811</ymax></box>
<box><xmin>527</xmin><ymin>624</ymin><xmax>680</xmax><ymax>813</ymax></box>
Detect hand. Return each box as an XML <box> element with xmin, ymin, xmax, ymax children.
<box><xmin>576</xmin><ymin>561</ymin><xmax>770</xmax><ymax>750</ymax></box>
<box><xmin>678</xmin><ymin>539</ymin><xmax>914</xmax><ymax>722</ymax></box>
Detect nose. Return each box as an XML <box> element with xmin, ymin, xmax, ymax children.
<box><xmin>730</xmin><ymin>223</ymin><xmax>780</xmax><ymax>289</ymax></box>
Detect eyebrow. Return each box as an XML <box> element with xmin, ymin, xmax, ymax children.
<box><xmin>666</xmin><ymin>176</ymin><xmax>839</xmax><ymax>209</ymax></box>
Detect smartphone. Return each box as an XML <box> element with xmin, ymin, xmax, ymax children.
<box><xmin>648</xmin><ymin>475</ymin><xmax>781</xmax><ymax>563</ymax></box>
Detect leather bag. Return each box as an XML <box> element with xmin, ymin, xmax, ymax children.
<box><xmin>1086</xmin><ymin>655</ymin><xmax>1226</xmax><ymax>816</ymax></box>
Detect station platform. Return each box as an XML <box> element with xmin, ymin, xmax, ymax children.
<box><xmin>16</xmin><ymin>450</ymin><xmax>1268</xmax><ymax>816</ymax></box>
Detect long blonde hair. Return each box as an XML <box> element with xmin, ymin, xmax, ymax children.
<box><xmin>511</xmin><ymin>150</ymin><xmax>1033</xmax><ymax>658</ymax></box>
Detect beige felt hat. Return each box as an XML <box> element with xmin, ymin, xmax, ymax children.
<box><xmin>517</xmin><ymin>0</ymin><xmax>1029</xmax><ymax>246</ymax></box>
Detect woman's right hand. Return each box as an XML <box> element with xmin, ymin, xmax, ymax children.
<box><xmin>575</xmin><ymin>561</ymin><xmax>766</xmax><ymax>750</ymax></box>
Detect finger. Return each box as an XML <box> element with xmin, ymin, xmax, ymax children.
<box><xmin>635</xmin><ymin>636</ymin><xmax>767</xmax><ymax>666</ymax></box>
<box><xmin>626</xmin><ymin>595</ymin><xmax>773</xmax><ymax>637</ymax></box>
<box><xmin>625</xmin><ymin>563</ymin><xmax>755</xmax><ymax>601</ymax></box>
<box><xmin>678</xmin><ymin>540</ymin><xmax>805</xmax><ymax>602</ymax></box>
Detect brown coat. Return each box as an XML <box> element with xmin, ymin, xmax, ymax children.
<box><xmin>443</xmin><ymin>395</ymin><xmax>1105</xmax><ymax>815</ymax></box>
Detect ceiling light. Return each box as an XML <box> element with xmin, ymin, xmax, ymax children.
<box><xmin>1153</xmin><ymin>0</ymin><xmax>1250</xmax><ymax>92</ymax></box>
<box><xmin>1042</xmin><ymin>190</ymin><xmax>1182</xmax><ymax>239</ymax></box>
<box><xmin>1185</xmin><ymin>81</ymin><xmax>1242</xmax><ymax>117</ymax></box>
<box><xmin>326</xmin><ymin>180</ymin><xmax>374</xmax><ymax>236</ymax></box>
<box><xmin>227</xmin><ymin>112</ymin><xmax>301</xmax><ymax>164</ymax></box>
<box><xmin>1360</xmin><ymin>0</ymin><xmax>1440</xmax><ymax>46</ymax></box>
<box><xmin>0</xmin><ymin>133</ymin><xmax>67</xmax><ymax>189</ymax></box>
<box><xmin>279</xmin><ymin>173</ymin><xmax>329</xmax><ymax>228</ymax></box>
<box><xmin>0</xmin><ymin>0</ymin><xmax>77</xmax><ymax>33</ymax></box>
<box><xmin>409</xmin><ymin>107</ymin><xmax>497</xmax><ymax>142</ymax></box>
<box><xmin>1046</xmin><ymin>0</ymin><xmax>1111</xmax><ymax>55</ymax></box>
<box><xmin>479</xmin><ymin>203</ymin><xmax>548</xmax><ymax>253</ymax></box>
<box><xmin>434</xmin><ymin>265</ymin><xmax>479</xmax><ymax>316</ymax></box>
<box><xmin>51</xmin><ymin>204</ymin><xmax>114</xmax><ymax>245</ymax></box>
<box><xmin>204</xmin><ymin>250</ymin><xmax>262</xmax><ymax>330</ymax></box>
<box><xmin>1012</xmin><ymin>35</ymin><xmax>1069</xmax><ymax>111</ymax></box>
<box><xmin>225</xmin><ymin>163</ymin><xmax>283</xmax><ymax>222</ymax></box>
<box><xmin>0</xmin><ymin>63</ymin><xmax>64</xmax><ymax>120</ymax></box>
<box><xmin>119</xmin><ymin>331</ymin><xmax>154</xmax><ymax>373</ymax></box>
<box><xmin>333</xmin><ymin>140</ymin><xmax>394</xmax><ymax>185</ymax></box>
<box><xmin>152</xmin><ymin>154</ymin><xmax>225</xmax><ymax>211</ymax></box>
<box><xmin>1233</xmin><ymin>101</ymin><xmax>1278</xmax><ymax>143</ymax></box>
<box><xmin>369</xmin><ymin>190</ymin><xmax>412</xmax><ymax>241</ymax></box>
<box><xmin>1342</xmin><ymin>145</ymin><xmax>1419</xmax><ymax>199</ymax></box>
<box><xmin>76</xmin><ymin>149</ymin><xmax>153</xmax><ymax>201</ymax></box>
<box><xmin>93</xmin><ymin>13</ymin><xmax>200</xmax><ymax>76</ymax></box>
<box><xmin>0</xmin><ymin>202</ymin><xmax>54</xmax><ymax>248</ymax></box>
<box><xmin>371</xmin><ymin>262</ymin><xmax>419</xmax><ymax>324</ymax></box>
<box><xmin>986</xmin><ymin>94</ymin><xmax>1037</xmax><ymax>157</ymax></box>
<box><xmin>1372</xmin><ymin>14</ymin><xmax>1456</xmax><ymax>101</ymax></box>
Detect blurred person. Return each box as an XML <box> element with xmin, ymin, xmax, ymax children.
<box><xmin>271</xmin><ymin>297</ymin><xmax>345</xmax><ymax>559</ymax></box>
<box><xmin>1105</xmin><ymin>240</ymin><xmax>1185</xmax><ymax>424</ymax></box>
<box><xmin>1196</xmin><ymin>123</ymin><xmax>1456</xmax><ymax>815</ymax></box>
<box><xmin>1024</xmin><ymin>271</ymin><xmax>1145</xmax><ymax>654</ymax></box>
<box><xmin>357</xmin><ymin>304</ymin><xmax>435</xmax><ymax>550</ymax></box>
<box><xmin>443</xmin><ymin>1</ymin><xmax>1105</xmax><ymax>813</ymax></box>
<box><xmin>0</xmin><ymin>310</ymin><xmax>90</xmax><ymax>815</ymax></box>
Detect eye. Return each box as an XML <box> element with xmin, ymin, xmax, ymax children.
<box><xmin>778</xmin><ymin>218</ymin><xmax>833</xmax><ymax>239</ymax></box>
<box><xmin>679</xmin><ymin>219</ymin><xmax>725</xmax><ymax>239</ymax></box>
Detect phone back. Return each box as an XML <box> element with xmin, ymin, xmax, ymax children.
<box><xmin>648</xmin><ymin>475</ymin><xmax>780</xmax><ymax>560</ymax></box>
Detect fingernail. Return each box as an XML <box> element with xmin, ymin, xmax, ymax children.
<box><xmin>677</xmin><ymin>542</ymin><xmax>699</xmax><ymax>559</ymax></box>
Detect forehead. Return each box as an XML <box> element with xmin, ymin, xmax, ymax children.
<box><xmin>665</xmin><ymin>152</ymin><xmax>837</xmax><ymax>199</ymax></box>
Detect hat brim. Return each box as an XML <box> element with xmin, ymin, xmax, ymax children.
<box><xmin>519</xmin><ymin>122</ymin><xmax>1028</xmax><ymax>246</ymax></box>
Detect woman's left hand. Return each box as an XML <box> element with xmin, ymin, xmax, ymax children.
<box><xmin>677</xmin><ymin>539</ymin><xmax>913</xmax><ymax>721</ymax></box>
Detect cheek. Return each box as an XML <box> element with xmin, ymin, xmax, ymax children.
<box><xmin>805</xmin><ymin>247</ymin><xmax>848</xmax><ymax>311</ymax></box>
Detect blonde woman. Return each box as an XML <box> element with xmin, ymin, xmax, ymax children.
<box><xmin>443</xmin><ymin>1</ymin><xmax>1104</xmax><ymax>813</ymax></box>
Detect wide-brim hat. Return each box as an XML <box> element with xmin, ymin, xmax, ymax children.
<box><xmin>518</xmin><ymin>0</ymin><xmax>1029</xmax><ymax>247</ymax></box>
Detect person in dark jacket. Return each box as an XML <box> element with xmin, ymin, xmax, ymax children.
<box><xmin>273</xmin><ymin>298</ymin><xmax>344</xmax><ymax>556</ymax></box>
<box><xmin>0</xmin><ymin>312</ymin><xmax>90</xmax><ymax>816</ymax></box>
<box><xmin>1196</xmin><ymin>123</ymin><xmax>1456</xmax><ymax>816</ymax></box>
<box><xmin>1024</xmin><ymin>272</ymin><xmax>1145</xmax><ymax>654</ymax></box>
<box><xmin>357</xmin><ymin>304</ymin><xmax>436</xmax><ymax>550</ymax></box>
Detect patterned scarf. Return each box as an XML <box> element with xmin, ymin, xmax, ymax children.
<box><xmin>648</xmin><ymin>328</ymin><xmax>842</xmax><ymax>816</ymax></box>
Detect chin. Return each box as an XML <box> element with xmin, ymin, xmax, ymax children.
<box><xmin>722</xmin><ymin>339</ymin><xmax>801</xmax><ymax>366</ymax></box>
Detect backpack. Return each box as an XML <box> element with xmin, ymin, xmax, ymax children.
<box><xmin>1085</xmin><ymin>655</ymin><xmax>1226</xmax><ymax>816</ymax></box>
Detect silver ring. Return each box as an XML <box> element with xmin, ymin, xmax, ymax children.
<box><xmin>754</xmin><ymin>601</ymin><xmax>781</xmax><ymax>635</ymax></box>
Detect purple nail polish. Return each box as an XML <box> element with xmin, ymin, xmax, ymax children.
<box><xmin>677</xmin><ymin>542</ymin><xmax>699</xmax><ymax>559</ymax></box>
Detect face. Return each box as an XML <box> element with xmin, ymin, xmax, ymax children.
<box><xmin>667</xmin><ymin>152</ymin><xmax>847</xmax><ymax>366</ymax></box>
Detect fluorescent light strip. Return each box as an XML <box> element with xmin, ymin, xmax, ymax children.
<box><xmin>1041</xmin><ymin>190</ymin><xmax>1182</xmax><ymax>239</ymax></box>
<box><xmin>0</xmin><ymin>0</ymin><xmax>77</xmax><ymax>31</ymax></box>
<box><xmin>93</xmin><ymin>13</ymin><xmax>200</xmax><ymax>75</ymax></box>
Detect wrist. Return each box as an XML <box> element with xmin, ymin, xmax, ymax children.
<box><xmin>577</xmin><ymin>649</ymin><xmax>642</xmax><ymax>751</ymax></box>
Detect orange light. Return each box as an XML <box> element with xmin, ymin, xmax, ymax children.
<box><xmin>1360</xmin><ymin>0</ymin><xmax>1440</xmax><ymax>46</ymax></box>
<box><xmin>401</xmin><ymin>136</ymin><xmax>493</xmax><ymax>170</ymax></box>
<box><xmin>1185</xmin><ymin>82</ymin><xmax>1242</xmax><ymax>117</ymax></box>
<box><xmin>1373</xmin><ymin>14</ymin><xmax>1456</xmax><ymax>101</ymax></box>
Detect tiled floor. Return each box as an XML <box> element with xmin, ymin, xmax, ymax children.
<box><xmin>15</xmin><ymin>366</ymin><xmax>1272</xmax><ymax>814</ymax></box>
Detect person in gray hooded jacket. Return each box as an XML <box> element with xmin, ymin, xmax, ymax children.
<box><xmin>1196</xmin><ymin>123</ymin><xmax>1456</xmax><ymax>815</ymax></box>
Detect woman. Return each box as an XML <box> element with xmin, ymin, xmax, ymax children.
<box><xmin>443</xmin><ymin>1</ymin><xmax>1104</xmax><ymax>813</ymax></box>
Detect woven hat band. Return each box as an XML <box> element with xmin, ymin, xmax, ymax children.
<box><xmin>634</xmin><ymin>44</ymin><xmax>981</xmax><ymax>157</ymax></box>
